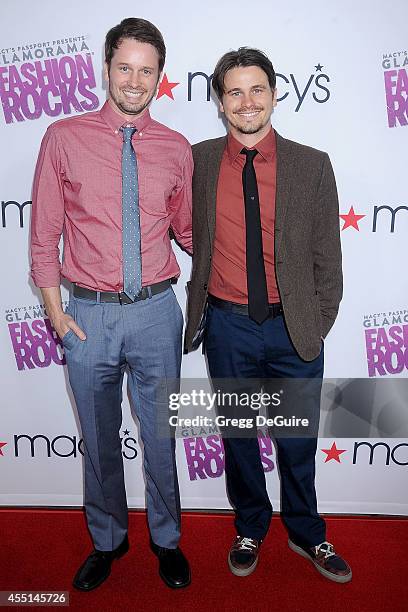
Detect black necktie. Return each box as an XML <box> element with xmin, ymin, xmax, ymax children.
<box><xmin>241</xmin><ymin>148</ymin><xmax>269</xmax><ymax>324</ymax></box>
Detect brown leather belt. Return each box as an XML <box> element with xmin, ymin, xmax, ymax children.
<box><xmin>208</xmin><ymin>294</ymin><xmax>283</xmax><ymax>318</ymax></box>
<box><xmin>73</xmin><ymin>279</ymin><xmax>171</xmax><ymax>304</ymax></box>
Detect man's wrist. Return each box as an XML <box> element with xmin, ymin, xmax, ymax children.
<box><xmin>45</xmin><ymin>305</ymin><xmax>64</xmax><ymax>321</ymax></box>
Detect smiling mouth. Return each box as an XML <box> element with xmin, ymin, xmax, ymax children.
<box><xmin>122</xmin><ymin>90</ymin><xmax>145</xmax><ymax>98</ymax></box>
<box><xmin>235</xmin><ymin>110</ymin><xmax>262</xmax><ymax>118</ymax></box>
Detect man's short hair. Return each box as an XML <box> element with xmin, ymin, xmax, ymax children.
<box><xmin>212</xmin><ymin>47</ymin><xmax>276</xmax><ymax>100</ymax></box>
<box><xmin>105</xmin><ymin>17</ymin><xmax>166</xmax><ymax>72</ymax></box>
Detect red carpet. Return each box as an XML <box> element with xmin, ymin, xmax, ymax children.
<box><xmin>0</xmin><ymin>510</ymin><xmax>406</xmax><ymax>611</ymax></box>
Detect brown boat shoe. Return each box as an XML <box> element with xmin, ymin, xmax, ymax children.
<box><xmin>288</xmin><ymin>539</ymin><xmax>352</xmax><ymax>583</ymax></box>
<box><xmin>228</xmin><ymin>536</ymin><xmax>261</xmax><ymax>577</ymax></box>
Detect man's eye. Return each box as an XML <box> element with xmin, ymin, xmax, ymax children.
<box><xmin>119</xmin><ymin>66</ymin><xmax>128</xmax><ymax>72</ymax></box>
<box><xmin>143</xmin><ymin>69</ymin><xmax>152</xmax><ymax>75</ymax></box>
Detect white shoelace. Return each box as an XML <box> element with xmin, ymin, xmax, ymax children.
<box><xmin>237</xmin><ymin>537</ymin><xmax>257</xmax><ymax>551</ymax></box>
<box><xmin>314</xmin><ymin>541</ymin><xmax>336</xmax><ymax>559</ymax></box>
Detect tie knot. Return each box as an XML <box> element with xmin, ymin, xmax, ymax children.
<box><xmin>241</xmin><ymin>148</ymin><xmax>258</xmax><ymax>162</ymax></box>
<box><xmin>122</xmin><ymin>126</ymin><xmax>137</xmax><ymax>142</ymax></box>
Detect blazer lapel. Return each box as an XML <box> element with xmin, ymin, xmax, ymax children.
<box><xmin>275</xmin><ymin>131</ymin><xmax>293</xmax><ymax>256</ymax></box>
<box><xmin>205</xmin><ymin>137</ymin><xmax>226</xmax><ymax>247</ymax></box>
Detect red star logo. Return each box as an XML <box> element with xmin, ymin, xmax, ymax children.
<box><xmin>0</xmin><ymin>441</ymin><xmax>7</xmax><ymax>456</ymax></box>
<box><xmin>156</xmin><ymin>74</ymin><xmax>179</xmax><ymax>100</ymax></box>
<box><xmin>321</xmin><ymin>442</ymin><xmax>347</xmax><ymax>463</ymax></box>
<box><xmin>339</xmin><ymin>206</ymin><xmax>365</xmax><ymax>231</ymax></box>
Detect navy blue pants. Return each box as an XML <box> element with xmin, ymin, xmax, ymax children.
<box><xmin>205</xmin><ymin>303</ymin><xmax>326</xmax><ymax>547</ymax></box>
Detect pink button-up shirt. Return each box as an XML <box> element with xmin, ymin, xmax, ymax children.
<box><xmin>30</xmin><ymin>101</ymin><xmax>193</xmax><ymax>291</ymax></box>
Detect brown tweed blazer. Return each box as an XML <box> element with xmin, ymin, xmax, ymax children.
<box><xmin>184</xmin><ymin>130</ymin><xmax>343</xmax><ymax>361</ymax></box>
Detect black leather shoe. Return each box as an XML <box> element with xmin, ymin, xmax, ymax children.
<box><xmin>151</xmin><ymin>541</ymin><xmax>191</xmax><ymax>588</ymax></box>
<box><xmin>73</xmin><ymin>535</ymin><xmax>129</xmax><ymax>591</ymax></box>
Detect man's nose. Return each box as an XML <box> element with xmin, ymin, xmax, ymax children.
<box><xmin>241</xmin><ymin>92</ymin><xmax>255</xmax><ymax>107</ymax></box>
<box><xmin>127</xmin><ymin>71</ymin><xmax>140</xmax><ymax>88</ymax></box>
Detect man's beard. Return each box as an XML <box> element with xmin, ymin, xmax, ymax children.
<box><xmin>110</xmin><ymin>84</ymin><xmax>157</xmax><ymax>116</ymax></box>
<box><xmin>235</xmin><ymin>122</ymin><xmax>266</xmax><ymax>134</ymax></box>
<box><xmin>230</xmin><ymin>108</ymin><xmax>268</xmax><ymax>134</ymax></box>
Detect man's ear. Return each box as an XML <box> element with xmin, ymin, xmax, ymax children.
<box><xmin>272</xmin><ymin>87</ymin><xmax>278</xmax><ymax>108</ymax></box>
<box><xmin>156</xmin><ymin>71</ymin><xmax>163</xmax><ymax>95</ymax></box>
<box><xmin>219</xmin><ymin>100</ymin><xmax>225</xmax><ymax>114</ymax></box>
<box><xmin>103</xmin><ymin>62</ymin><xmax>109</xmax><ymax>84</ymax></box>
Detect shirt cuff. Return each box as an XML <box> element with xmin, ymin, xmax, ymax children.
<box><xmin>31</xmin><ymin>267</ymin><xmax>61</xmax><ymax>288</ymax></box>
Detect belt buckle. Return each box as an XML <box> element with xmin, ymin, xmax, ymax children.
<box><xmin>139</xmin><ymin>287</ymin><xmax>149</xmax><ymax>300</ymax></box>
<box><xmin>271</xmin><ymin>303</ymin><xmax>282</xmax><ymax>318</ymax></box>
<box><xmin>118</xmin><ymin>292</ymin><xmax>133</xmax><ymax>305</ymax></box>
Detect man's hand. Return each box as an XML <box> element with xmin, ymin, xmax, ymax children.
<box><xmin>52</xmin><ymin>312</ymin><xmax>86</xmax><ymax>342</ymax></box>
<box><xmin>40</xmin><ymin>286</ymin><xmax>86</xmax><ymax>341</ymax></box>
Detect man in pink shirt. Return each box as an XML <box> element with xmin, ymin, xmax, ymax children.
<box><xmin>30</xmin><ymin>18</ymin><xmax>191</xmax><ymax>591</ymax></box>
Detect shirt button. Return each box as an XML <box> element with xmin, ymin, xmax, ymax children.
<box><xmin>203</xmin><ymin>283</ymin><xmax>208</xmax><ymax>290</ymax></box>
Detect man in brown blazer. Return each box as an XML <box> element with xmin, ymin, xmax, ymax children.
<box><xmin>184</xmin><ymin>47</ymin><xmax>351</xmax><ymax>582</ymax></box>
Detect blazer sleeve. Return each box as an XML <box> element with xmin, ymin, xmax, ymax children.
<box><xmin>312</xmin><ymin>153</ymin><xmax>343</xmax><ymax>337</ymax></box>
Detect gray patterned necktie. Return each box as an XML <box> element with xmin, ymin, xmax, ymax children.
<box><xmin>121</xmin><ymin>126</ymin><xmax>142</xmax><ymax>300</ymax></box>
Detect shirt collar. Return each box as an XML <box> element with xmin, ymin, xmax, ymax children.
<box><xmin>100</xmin><ymin>100</ymin><xmax>153</xmax><ymax>134</ymax></box>
<box><xmin>226</xmin><ymin>127</ymin><xmax>276</xmax><ymax>163</ymax></box>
